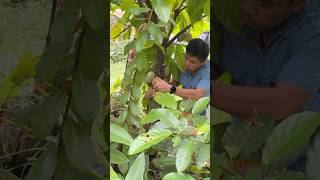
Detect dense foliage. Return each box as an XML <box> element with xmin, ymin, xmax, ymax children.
<box><xmin>110</xmin><ymin>0</ymin><xmax>210</xmax><ymax>179</ymax></box>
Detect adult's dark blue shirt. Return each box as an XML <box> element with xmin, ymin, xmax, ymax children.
<box><xmin>220</xmin><ymin>0</ymin><xmax>320</xmax><ymax>112</ymax></box>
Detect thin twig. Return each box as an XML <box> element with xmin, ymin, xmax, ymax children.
<box><xmin>0</xmin><ymin>148</ymin><xmax>43</xmax><ymax>160</ymax></box>
<box><xmin>113</xmin><ymin>26</ymin><xmax>131</xmax><ymax>39</ymax></box>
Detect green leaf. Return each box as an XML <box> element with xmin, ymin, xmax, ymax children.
<box><xmin>63</xmin><ymin>118</ymin><xmax>99</xmax><ymax>171</ymax></box>
<box><xmin>192</xmin><ymin>97</ymin><xmax>209</xmax><ymax>114</ymax></box>
<box><xmin>195</xmin><ymin>144</ymin><xmax>210</xmax><ymax>168</ymax></box>
<box><xmin>267</xmin><ymin>170</ymin><xmax>311</xmax><ymax>180</ymax></box>
<box><xmin>111</xmin><ymin>22</ymin><xmax>123</xmax><ymax>39</ymax></box>
<box><xmin>176</xmin><ymin>139</ymin><xmax>198</xmax><ymax>173</ymax></box>
<box><xmin>135</xmin><ymin>32</ymin><xmax>148</xmax><ymax>53</ymax></box>
<box><xmin>125</xmin><ymin>153</ymin><xmax>145</xmax><ymax>180</ymax></box>
<box><xmin>36</xmin><ymin>42</ymin><xmax>72</xmax><ymax>81</ymax></box>
<box><xmin>80</xmin><ymin>25</ymin><xmax>106</xmax><ymax>81</ymax></box>
<box><xmin>179</xmin><ymin>99</ymin><xmax>195</xmax><ymax>112</ymax></box>
<box><xmin>110</xmin><ymin>123</ymin><xmax>133</xmax><ymax>146</ymax></box>
<box><xmin>213</xmin><ymin>108</ymin><xmax>231</xmax><ymax>125</ymax></box>
<box><xmin>262</xmin><ymin>112</ymin><xmax>320</xmax><ymax>166</ymax></box>
<box><xmin>163</xmin><ymin>172</ymin><xmax>195</xmax><ymax>180</ymax></box>
<box><xmin>129</xmin><ymin>100</ymin><xmax>143</xmax><ymax>117</ymax></box>
<box><xmin>148</xmin><ymin>22</ymin><xmax>164</xmax><ymax>44</ymax></box>
<box><xmin>239</xmin><ymin>116</ymin><xmax>274</xmax><ymax>158</ymax></box>
<box><xmin>110</xmin><ymin>146</ymin><xmax>129</xmax><ymax>164</ymax></box>
<box><xmin>0</xmin><ymin>169</ymin><xmax>19</xmax><ymax>180</ymax></box>
<box><xmin>71</xmin><ymin>69</ymin><xmax>100</xmax><ymax>124</ymax></box>
<box><xmin>80</xmin><ymin>0</ymin><xmax>106</xmax><ymax>30</ymax></box>
<box><xmin>15</xmin><ymin>90</ymin><xmax>66</xmax><ymax>138</ymax></box>
<box><xmin>25</xmin><ymin>144</ymin><xmax>58</xmax><ymax>180</ymax></box>
<box><xmin>187</xmin><ymin>0</ymin><xmax>205</xmax><ymax>24</ymax></box>
<box><xmin>306</xmin><ymin>131</ymin><xmax>320</xmax><ymax>179</ymax></box>
<box><xmin>110</xmin><ymin>165</ymin><xmax>122</xmax><ymax>180</ymax></box>
<box><xmin>135</xmin><ymin>52</ymin><xmax>148</xmax><ymax>72</ymax></box>
<box><xmin>175</xmin><ymin>45</ymin><xmax>185</xmax><ymax>72</ymax></box>
<box><xmin>116</xmin><ymin>108</ymin><xmax>128</xmax><ymax>124</ymax></box>
<box><xmin>172</xmin><ymin>136</ymin><xmax>182</xmax><ymax>147</ymax></box>
<box><xmin>222</xmin><ymin>121</ymin><xmax>251</xmax><ymax>159</ymax></box>
<box><xmin>141</xmin><ymin>108</ymin><xmax>179</xmax><ymax>128</ymax></box>
<box><xmin>128</xmin><ymin>129</ymin><xmax>172</xmax><ymax>155</ymax></box>
<box><xmin>132</xmin><ymin>85</ymin><xmax>141</xmax><ymax>100</ymax></box>
<box><xmin>128</xmin><ymin>7</ymin><xmax>150</xmax><ymax>15</ymax></box>
<box><xmin>115</xmin><ymin>91</ymin><xmax>131</xmax><ymax>105</ymax></box>
<box><xmin>54</xmin><ymin>147</ymin><xmax>103</xmax><ymax>180</ymax></box>
<box><xmin>50</xmin><ymin>0</ymin><xmax>79</xmax><ymax>44</ymax></box>
<box><xmin>124</xmin><ymin>41</ymin><xmax>135</xmax><ymax>55</ymax></box>
<box><xmin>150</xmin><ymin>0</ymin><xmax>170</xmax><ymax>23</ymax></box>
<box><xmin>153</xmin><ymin>92</ymin><xmax>177</xmax><ymax>109</ymax></box>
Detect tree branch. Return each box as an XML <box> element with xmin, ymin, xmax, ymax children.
<box><xmin>164</xmin><ymin>0</ymin><xmax>186</xmax><ymax>47</ymax></box>
<box><xmin>167</xmin><ymin>15</ymin><xmax>206</xmax><ymax>46</ymax></box>
<box><xmin>112</xmin><ymin>25</ymin><xmax>131</xmax><ymax>39</ymax></box>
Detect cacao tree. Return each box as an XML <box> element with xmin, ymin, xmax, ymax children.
<box><xmin>110</xmin><ymin>0</ymin><xmax>210</xmax><ymax>179</ymax></box>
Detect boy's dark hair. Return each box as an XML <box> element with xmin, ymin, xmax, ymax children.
<box><xmin>186</xmin><ymin>38</ymin><xmax>209</xmax><ymax>62</ymax></box>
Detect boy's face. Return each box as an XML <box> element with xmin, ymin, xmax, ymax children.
<box><xmin>240</xmin><ymin>0</ymin><xmax>305</xmax><ymax>32</ymax></box>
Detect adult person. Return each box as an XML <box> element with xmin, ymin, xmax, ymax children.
<box><xmin>151</xmin><ymin>38</ymin><xmax>210</xmax><ymax>99</ymax></box>
<box><xmin>212</xmin><ymin>0</ymin><xmax>320</xmax><ymax>172</ymax></box>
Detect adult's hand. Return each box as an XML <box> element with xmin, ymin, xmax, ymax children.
<box><xmin>152</xmin><ymin>77</ymin><xmax>172</xmax><ymax>93</ymax></box>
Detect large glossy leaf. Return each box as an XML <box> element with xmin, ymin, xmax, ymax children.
<box><xmin>306</xmin><ymin>131</ymin><xmax>320</xmax><ymax>179</ymax></box>
<box><xmin>213</xmin><ymin>108</ymin><xmax>231</xmax><ymax>125</ymax></box>
<box><xmin>50</xmin><ymin>0</ymin><xmax>79</xmax><ymax>44</ymax></box>
<box><xmin>128</xmin><ymin>129</ymin><xmax>172</xmax><ymax>155</ymax></box>
<box><xmin>195</xmin><ymin>144</ymin><xmax>210</xmax><ymax>168</ymax></box>
<box><xmin>153</xmin><ymin>92</ymin><xmax>177</xmax><ymax>109</ymax></box>
<box><xmin>135</xmin><ymin>52</ymin><xmax>148</xmax><ymax>72</ymax></box>
<box><xmin>36</xmin><ymin>42</ymin><xmax>72</xmax><ymax>81</ymax></box>
<box><xmin>15</xmin><ymin>90</ymin><xmax>66</xmax><ymax>138</ymax></box>
<box><xmin>71</xmin><ymin>69</ymin><xmax>100</xmax><ymax>125</ymax></box>
<box><xmin>150</xmin><ymin>0</ymin><xmax>170</xmax><ymax>23</ymax></box>
<box><xmin>192</xmin><ymin>97</ymin><xmax>209</xmax><ymax>114</ymax></box>
<box><xmin>63</xmin><ymin>118</ymin><xmax>99</xmax><ymax>171</ymax></box>
<box><xmin>125</xmin><ymin>153</ymin><xmax>145</xmax><ymax>180</ymax></box>
<box><xmin>222</xmin><ymin>121</ymin><xmax>251</xmax><ymax>159</ymax></box>
<box><xmin>148</xmin><ymin>22</ymin><xmax>164</xmax><ymax>44</ymax></box>
<box><xmin>187</xmin><ymin>0</ymin><xmax>205</xmax><ymax>24</ymax></box>
<box><xmin>128</xmin><ymin>7</ymin><xmax>150</xmax><ymax>15</ymax></box>
<box><xmin>262</xmin><ymin>112</ymin><xmax>320</xmax><ymax>166</ymax></box>
<box><xmin>80</xmin><ymin>0</ymin><xmax>106</xmax><ymax>30</ymax></box>
<box><xmin>239</xmin><ymin>116</ymin><xmax>274</xmax><ymax>158</ymax></box>
<box><xmin>110</xmin><ymin>123</ymin><xmax>133</xmax><ymax>146</ymax></box>
<box><xmin>141</xmin><ymin>108</ymin><xmax>179</xmax><ymax>128</ymax></box>
<box><xmin>0</xmin><ymin>169</ymin><xmax>19</xmax><ymax>180</ymax></box>
<box><xmin>79</xmin><ymin>25</ymin><xmax>106</xmax><ymax>81</ymax></box>
<box><xmin>25</xmin><ymin>144</ymin><xmax>57</xmax><ymax>180</ymax></box>
<box><xmin>54</xmin><ymin>147</ymin><xmax>103</xmax><ymax>180</ymax></box>
<box><xmin>175</xmin><ymin>45</ymin><xmax>185</xmax><ymax>72</ymax></box>
<box><xmin>135</xmin><ymin>32</ymin><xmax>148</xmax><ymax>53</ymax></box>
<box><xmin>163</xmin><ymin>172</ymin><xmax>195</xmax><ymax>180</ymax></box>
<box><xmin>176</xmin><ymin>139</ymin><xmax>198</xmax><ymax>173</ymax></box>
<box><xmin>110</xmin><ymin>146</ymin><xmax>129</xmax><ymax>164</ymax></box>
